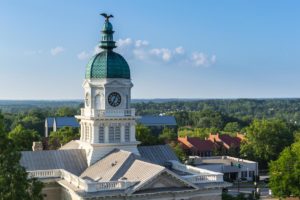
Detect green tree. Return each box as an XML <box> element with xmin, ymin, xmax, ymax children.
<box><xmin>240</xmin><ymin>119</ymin><xmax>294</xmax><ymax>169</ymax></box>
<box><xmin>223</xmin><ymin>122</ymin><xmax>241</xmax><ymax>133</ymax></box>
<box><xmin>49</xmin><ymin>127</ymin><xmax>79</xmax><ymax>149</ymax></box>
<box><xmin>56</xmin><ymin>107</ymin><xmax>78</xmax><ymax>117</ymax></box>
<box><xmin>159</xmin><ymin>127</ymin><xmax>177</xmax><ymax>143</ymax></box>
<box><xmin>0</xmin><ymin>112</ymin><xmax>44</xmax><ymax>200</ymax></box>
<box><xmin>136</xmin><ymin>124</ymin><xmax>160</xmax><ymax>145</ymax></box>
<box><xmin>269</xmin><ymin>140</ymin><xmax>300</xmax><ymax>198</ymax></box>
<box><xmin>8</xmin><ymin>124</ymin><xmax>41</xmax><ymax>151</ymax></box>
<box><xmin>169</xmin><ymin>142</ymin><xmax>186</xmax><ymax>162</ymax></box>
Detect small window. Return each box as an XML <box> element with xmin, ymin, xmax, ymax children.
<box><xmin>125</xmin><ymin>124</ymin><xmax>130</xmax><ymax>142</ymax></box>
<box><xmin>99</xmin><ymin>125</ymin><xmax>104</xmax><ymax>143</ymax></box>
<box><xmin>109</xmin><ymin>126</ymin><xmax>114</xmax><ymax>143</ymax></box>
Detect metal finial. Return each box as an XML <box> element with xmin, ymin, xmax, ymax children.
<box><xmin>100</xmin><ymin>13</ymin><xmax>114</xmax><ymax>21</ymax></box>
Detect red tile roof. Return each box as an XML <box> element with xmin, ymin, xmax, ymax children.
<box><xmin>178</xmin><ymin>137</ymin><xmax>215</xmax><ymax>152</ymax></box>
<box><xmin>219</xmin><ymin>134</ymin><xmax>241</xmax><ymax>147</ymax></box>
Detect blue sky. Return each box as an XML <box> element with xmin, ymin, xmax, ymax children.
<box><xmin>0</xmin><ymin>0</ymin><xmax>300</xmax><ymax>99</ymax></box>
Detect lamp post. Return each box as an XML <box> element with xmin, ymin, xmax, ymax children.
<box><xmin>253</xmin><ymin>181</ymin><xmax>257</xmax><ymax>199</ymax></box>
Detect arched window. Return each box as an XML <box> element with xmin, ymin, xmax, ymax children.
<box><xmin>95</xmin><ymin>94</ymin><xmax>101</xmax><ymax>110</ymax></box>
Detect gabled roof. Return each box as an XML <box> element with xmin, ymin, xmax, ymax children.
<box><xmin>79</xmin><ymin>149</ymin><xmax>196</xmax><ymax>194</ymax></box>
<box><xmin>46</xmin><ymin>117</ymin><xmax>79</xmax><ymax>128</ymax></box>
<box><xmin>60</xmin><ymin>140</ymin><xmax>80</xmax><ymax>150</ymax></box>
<box><xmin>138</xmin><ymin>145</ymin><xmax>179</xmax><ymax>165</ymax></box>
<box><xmin>178</xmin><ymin>137</ymin><xmax>216</xmax><ymax>152</ymax></box>
<box><xmin>20</xmin><ymin>149</ymin><xmax>87</xmax><ymax>176</ymax></box>
<box><xmin>219</xmin><ymin>134</ymin><xmax>241</xmax><ymax>147</ymax></box>
<box><xmin>80</xmin><ymin>149</ymin><xmax>135</xmax><ymax>181</ymax></box>
<box><xmin>137</xmin><ymin>116</ymin><xmax>177</xmax><ymax>126</ymax></box>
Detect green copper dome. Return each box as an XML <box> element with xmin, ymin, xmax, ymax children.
<box><xmin>85</xmin><ymin>51</ymin><xmax>130</xmax><ymax>79</ymax></box>
<box><xmin>85</xmin><ymin>14</ymin><xmax>130</xmax><ymax>79</ymax></box>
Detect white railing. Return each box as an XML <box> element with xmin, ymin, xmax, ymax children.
<box><xmin>28</xmin><ymin>169</ymin><xmax>61</xmax><ymax>178</ymax></box>
<box><xmin>80</xmin><ymin>108</ymin><xmax>135</xmax><ymax>117</ymax></box>
<box><xmin>27</xmin><ymin>169</ymin><xmax>137</xmax><ymax>192</ymax></box>
<box><xmin>170</xmin><ymin>161</ymin><xmax>223</xmax><ymax>183</ymax></box>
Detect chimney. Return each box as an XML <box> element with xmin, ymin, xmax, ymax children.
<box><xmin>32</xmin><ymin>142</ymin><xmax>43</xmax><ymax>151</ymax></box>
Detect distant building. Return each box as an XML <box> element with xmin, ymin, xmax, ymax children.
<box><xmin>137</xmin><ymin>115</ymin><xmax>177</xmax><ymax>135</ymax></box>
<box><xmin>208</xmin><ymin>133</ymin><xmax>242</xmax><ymax>153</ymax></box>
<box><xmin>45</xmin><ymin>117</ymin><xmax>79</xmax><ymax>137</ymax></box>
<box><xmin>20</xmin><ymin>16</ymin><xmax>229</xmax><ymax>200</ymax></box>
<box><xmin>178</xmin><ymin>136</ymin><xmax>216</xmax><ymax>157</ymax></box>
<box><xmin>189</xmin><ymin>156</ymin><xmax>258</xmax><ymax>182</ymax></box>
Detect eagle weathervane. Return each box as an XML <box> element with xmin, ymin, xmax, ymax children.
<box><xmin>100</xmin><ymin>13</ymin><xmax>114</xmax><ymax>21</ymax></box>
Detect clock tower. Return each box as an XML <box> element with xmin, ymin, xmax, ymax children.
<box><xmin>76</xmin><ymin>15</ymin><xmax>140</xmax><ymax>166</ymax></box>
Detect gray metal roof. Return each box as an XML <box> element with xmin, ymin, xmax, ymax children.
<box><xmin>137</xmin><ymin>116</ymin><xmax>177</xmax><ymax>126</ymax></box>
<box><xmin>46</xmin><ymin>117</ymin><xmax>54</xmax><ymax>127</ymax></box>
<box><xmin>20</xmin><ymin>149</ymin><xmax>87</xmax><ymax>176</ymax></box>
<box><xmin>60</xmin><ymin>140</ymin><xmax>80</xmax><ymax>150</ymax></box>
<box><xmin>46</xmin><ymin>117</ymin><xmax>79</xmax><ymax>128</ymax></box>
<box><xmin>138</xmin><ymin>145</ymin><xmax>179</xmax><ymax>166</ymax></box>
<box><xmin>80</xmin><ymin>149</ymin><xmax>134</xmax><ymax>181</ymax></box>
<box><xmin>79</xmin><ymin>149</ymin><xmax>170</xmax><ymax>192</ymax></box>
<box><xmin>55</xmin><ymin>117</ymin><xmax>80</xmax><ymax>128</ymax></box>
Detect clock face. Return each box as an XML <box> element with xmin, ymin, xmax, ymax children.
<box><xmin>108</xmin><ymin>92</ymin><xmax>121</xmax><ymax>107</ymax></box>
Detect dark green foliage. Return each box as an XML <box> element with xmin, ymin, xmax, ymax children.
<box><xmin>55</xmin><ymin>107</ymin><xmax>78</xmax><ymax>117</ymax></box>
<box><xmin>133</xmin><ymin>99</ymin><xmax>300</xmax><ymax>123</ymax></box>
<box><xmin>269</xmin><ymin>140</ymin><xmax>300</xmax><ymax>198</ymax></box>
<box><xmin>224</xmin><ymin>122</ymin><xmax>241</xmax><ymax>133</ymax></box>
<box><xmin>49</xmin><ymin>127</ymin><xmax>79</xmax><ymax>149</ymax></box>
<box><xmin>0</xmin><ymin>112</ymin><xmax>43</xmax><ymax>200</ymax></box>
<box><xmin>158</xmin><ymin>127</ymin><xmax>177</xmax><ymax>143</ymax></box>
<box><xmin>240</xmin><ymin>119</ymin><xmax>294</xmax><ymax>169</ymax></box>
<box><xmin>169</xmin><ymin>142</ymin><xmax>187</xmax><ymax>162</ymax></box>
<box><xmin>178</xmin><ymin>127</ymin><xmax>218</xmax><ymax>139</ymax></box>
<box><xmin>8</xmin><ymin>125</ymin><xmax>41</xmax><ymax>151</ymax></box>
<box><xmin>136</xmin><ymin>124</ymin><xmax>161</xmax><ymax>145</ymax></box>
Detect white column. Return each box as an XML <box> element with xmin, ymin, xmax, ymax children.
<box><xmin>104</xmin><ymin>125</ymin><xmax>109</xmax><ymax>143</ymax></box>
<box><xmin>90</xmin><ymin>124</ymin><xmax>94</xmax><ymax>143</ymax></box>
<box><xmin>80</xmin><ymin>122</ymin><xmax>83</xmax><ymax>141</ymax></box>
<box><xmin>130</xmin><ymin>124</ymin><xmax>136</xmax><ymax>142</ymax></box>
<box><xmin>121</xmin><ymin>124</ymin><xmax>125</xmax><ymax>142</ymax></box>
<box><xmin>82</xmin><ymin>123</ymin><xmax>86</xmax><ymax>141</ymax></box>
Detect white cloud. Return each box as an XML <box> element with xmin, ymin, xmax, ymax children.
<box><xmin>211</xmin><ymin>55</ymin><xmax>217</xmax><ymax>63</ymax></box>
<box><xmin>77</xmin><ymin>38</ymin><xmax>216</xmax><ymax>67</ymax></box>
<box><xmin>191</xmin><ymin>52</ymin><xmax>216</xmax><ymax>67</ymax></box>
<box><xmin>135</xmin><ymin>40</ymin><xmax>149</xmax><ymax>48</ymax></box>
<box><xmin>117</xmin><ymin>38</ymin><xmax>133</xmax><ymax>48</ymax></box>
<box><xmin>77</xmin><ymin>51</ymin><xmax>91</xmax><ymax>60</ymax></box>
<box><xmin>93</xmin><ymin>45</ymin><xmax>101</xmax><ymax>55</ymax></box>
<box><xmin>150</xmin><ymin>48</ymin><xmax>172</xmax><ymax>62</ymax></box>
<box><xmin>50</xmin><ymin>46</ymin><xmax>65</xmax><ymax>56</ymax></box>
<box><xmin>174</xmin><ymin>46</ymin><xmax>185</xmax><ymax>55</ymax></box>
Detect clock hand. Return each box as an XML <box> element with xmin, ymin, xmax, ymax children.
<box><xmin>111</xmin><ymin>96</ymin><xmax>116</xmax><ymax>105</ymax></box>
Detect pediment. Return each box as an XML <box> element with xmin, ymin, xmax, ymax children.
<box><xmin>105</xmin><ymin>79</ymin><xmax>132</xmax><ymax>87</ymax></box>
<box><xmin>134</xmin><ymin>171</ymin><xmax>195</xmax><ymax>193</ymax></box>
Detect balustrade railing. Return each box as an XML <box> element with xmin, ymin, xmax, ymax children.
<box><xmin>170</xmin><ymin>161</ymin><xmax>223</xmax><ymax>183</ymax></box>
<box><xmin>27</xmin><ymin>169</ymin><xmax>136</xmax><ymax>192</ymax></box>
<box><xmin>80</xmin><ymin>108</ymin><xmax>135</xmax><ymax>117</ymax></box>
